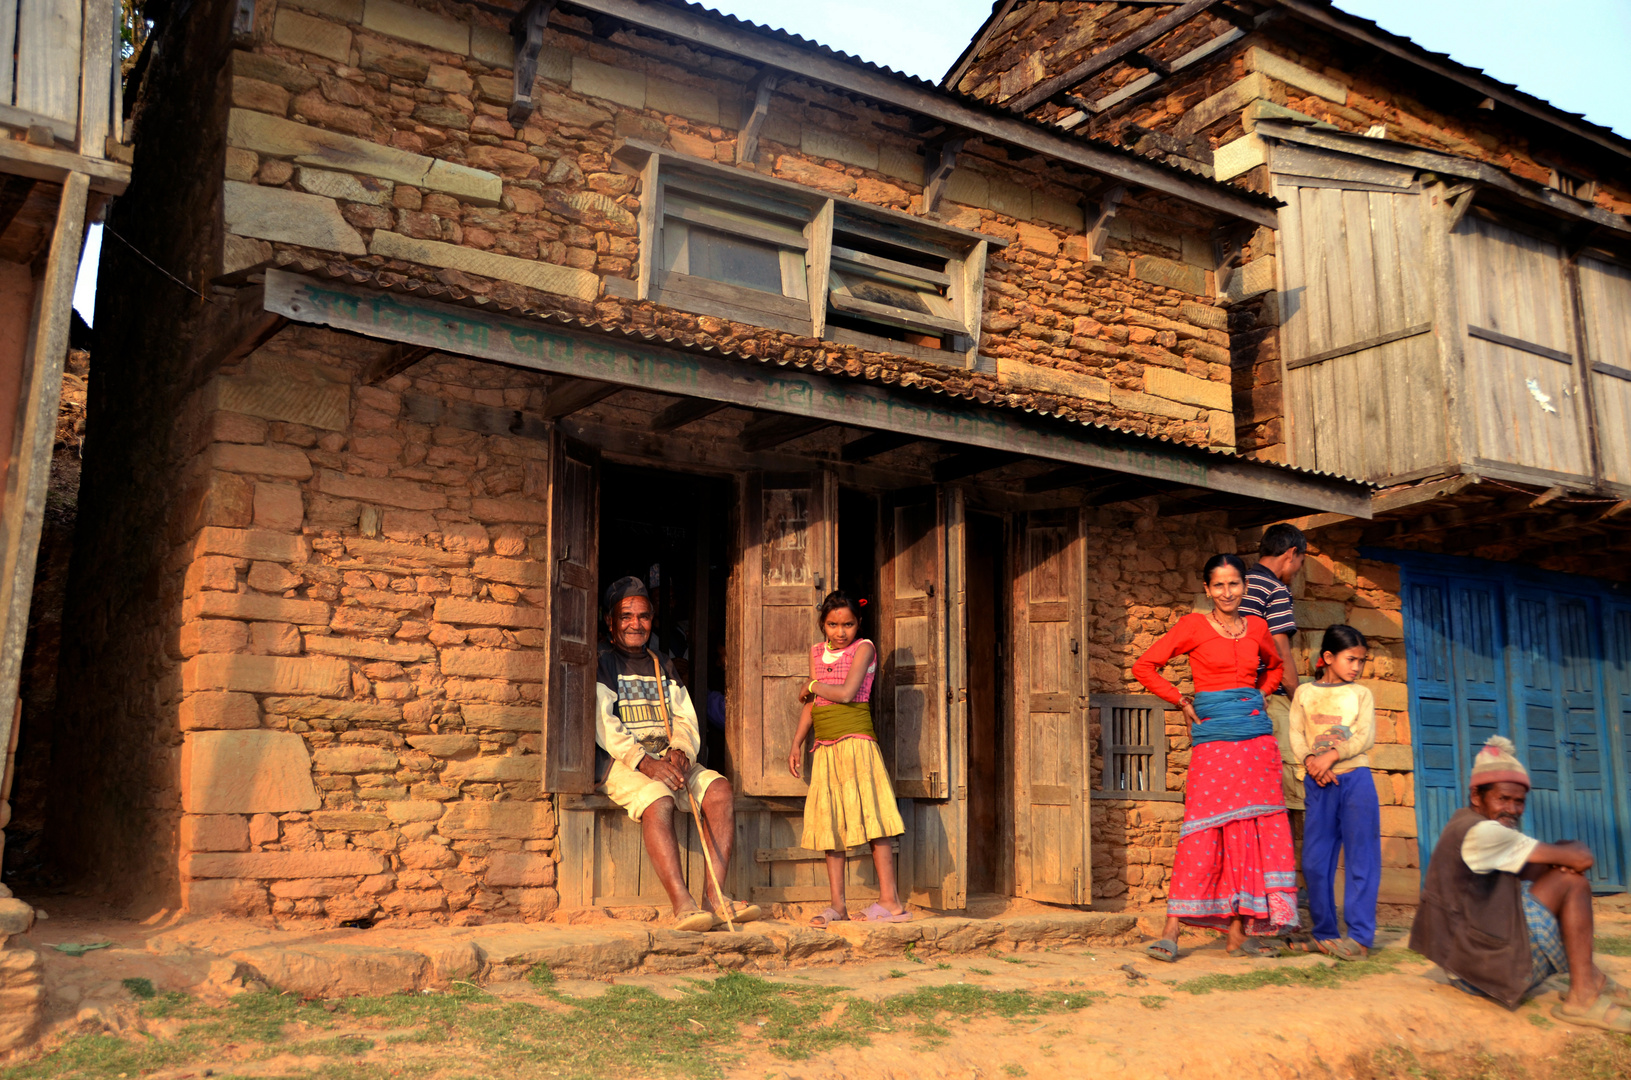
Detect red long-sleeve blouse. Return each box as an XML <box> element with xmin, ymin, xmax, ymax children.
<box><xmin>1132</xmin><ymin>612</ymin><xmax>1284</xmax><ymax>705</ymax></box>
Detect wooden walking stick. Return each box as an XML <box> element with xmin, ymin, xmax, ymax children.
<box><xmin>649</xmin><ymin>650</ymin><xmax>736</xmax><ymax>932</ymax></box>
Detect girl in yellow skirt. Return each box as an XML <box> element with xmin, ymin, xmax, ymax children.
<box><xmin>787</xmin><ymin>590</ymin><xmax>909</xmax><ymax>927</ymax></box>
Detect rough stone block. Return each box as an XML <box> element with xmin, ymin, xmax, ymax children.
<box><xmin>1362</xmin><ymin>679</ymin><xmax>1409</xmax><ymax>712</ymax></box>
<box><xmin>313</xmin><ymin>746</ymin><xmax>400</xmax><ymax>773</ymax></box>
<box><xmin>362</xmin><ymin>0</ymin><xmax>468</xmax><ymax>54</ymax></box>
<box><xmin>1179</xmin><ymin>303</ymin><xmax>1228</xmax><ymax>331</ymax></box>
<box><xmin>571</xmin><ymin>57</ymin><xmax>645</xmax><ymax>108</ymax></box>
<box><xmin>182</xmin><ymin>691</ymin><xmax>262</xmax><ymax>731</ymax></box>
<box><xmin>269</xmin><ymin>878</ymin><xmax>354</xmax><ymax>898</ymax></box>
<box><xmin>181</xmin><ymin>814</ymin><xmax>251</xmax><ymax>852</ymax></box>
<box><xmin>288</xmin><ymin>0</ymin><xmax>363</xmax><ymax>20</ymax></box>
<box><xmin>407</xmin><ymin>734</ymin><xmax>477</xmax><ymax>757</ymax></box>
<box><xmin>233</xmin><ymin>75</ymin><xmax>291</xmax><ymax>116</ymax></box>
<box><xmin>310</xmin><ymin>810</ymin><xmax>392</xmax><ymax>831</ymax></box>
<box><xmin>305</xmin><ymin>636</ymin><xmax>435</xmax><ymax>662</ymax></box>
<box><xmin>995</xmin><ymin>359</ymin><xmax>1109</xmax><ymax>403</ymax></box>
<box><xmin>193</xmin><ymin>526</ymin><xmax>310</xmax><ymax>564</ymax></box>
<box><xmin>1108</xmin><ymin>387</ymin><xmax>1200</xmax><ymax>422</ymax></box>
<box><xmin>179</xmin><ymin>619</ymin><xmax>251</xmax><ymax>657</ymax></box>
<box><xmin>645</xmin><ymin>77</ymin><xmax>718</xmax><ymax>124</ymax></box>
<box><xmin>182</xmin><ymin>878</ymin><xmax>270</xmax><ymax>915</ymax></box>
<box><xmin>183</xmin><ymin>591</ymin><xmax>332</xmax><ymax>626</ymax></box>
<box><xmin>1346</xmin><ymin>606</ymin><xmax>1404</xmax><ymax>640</ymax></box>
<box><xmin>986</xmin><ymin>177</ymin><xmax>1033</xmax><ymax>221</ymax></box>
<box><xmin>224</xmin><ymin>146</ymin><xmax>260</xmax><ymax>182</ymax></box>
<box><xmin>0</xmin><ymin>899</ymin><xmax>34</xmax><ymax>935</ymax></box>
<box><xmin>441</xmin><ymin>648</ymin><xmax>544</xmax><ymax>681</ymax></box>
<box><xmin>442</xmin><ymin>755</ymin><xmax>540</xmax><ymax>782</ymax></box>
<box><xmin>468</xmin><ymin>497</ymin><xmax>551</xmax><ymax>524</ymax></box>
<box><xmin>371</xmin><ymin>228</ymin><xmax>599</xmax><ymax>300</ymax></box>
<box><xmin>387</xmin><ymin>800</ymin><xmax>445</xmax><ymax>823</ymax></box>
<box><xmin>228</xmin><ymin>108</ymin><xmax>501</xmax><ymax>204</ymax></box>
<box><xmin>1245</xmin><ymin>47</ymin><xmax>1348</xmax><ymax>104</ymax></box>
<box><xmin>460</xmin><ymin>703</ymin><xmax>540</xmax><ymax>731</ymax></box>
<box><xmin>1377</xmin><ymin>866</ymin><xmax>1420</xmax><ymax>906</ymax></box>
<box><xmin>183</xmin><ymin>730</ymin><xmax>321</xmax><ymax>813</ymax></box>
<box><xmin>250</xmin><ymin>813</ymin><xmax>280</xmax><ymax>845</ymax></box>
<box><xmin>1033</xmin><ymin>191</ymin><xmax>1084</xmax><ymax>231</ymax></box>
<box><xmin>944</xmin><ymin>167</ymin><xmax>987</xmax><ymax>208</ymax></box>
<box><xmin>801</xmin><ymin>127</ymin><xmax>878</xmax><ymax>170</ymax></box>
<box><xmin>210</xmin><ymin>353</ymin><xmax>351</xmax><ymax>432</ymax></box>
<box><xmin>1368</xmin><ymin>743</ymin><xmax>1413</xmax><ymax>771</ymax></box>
<box><xmin>432</xmin><ymin>597</ymin><xmax>547</xmax><ymax>629</ymax></box>
<box><xmin>209</xmin><ymin>441</ymin><xmax>315</xmax><ymax>479</ymax></box>
<box><xmin>272</xmin><ymin>8</ymin><xmax>353</xmax><ymax>63</ymax></box>
<box><xmin>1213</xmin><ymin>133</ymin><xmax>1266</xmax><ymax>183</ymax></box>
<box><xmin>1144</xmin><ymin>366</ymin><xmax>1231</xmax><ymax>411</ymax></box>
<box><xmin>223</xmin><ymin>180</ymin><xmax>366</xmax><ymax>255</ymax></box>
<box><xmin>485</xmin><ymin>851</ymin><xmax>555</xmax><ymax>887</ymax></box>
<box><xmin>1294</xmin><ymin>599</ymin><xmax>1345</xmax><ymax>629</ymax></box>
<box><xmin>183</xmin><ymin>653</ymin><xmax>350</xmax><ymax>697</ymax></box>
<box><xmin>469</xmin><ymin>24</ymin><xmax>513</xmax><ymax>69</ymax></box>
<box><xmin>223</xmin><ymin>233</ymin><xmax>275</xmax><ymax>276</ymax></box>
<box><xmin>255</xmin><ymin>482</ymin><xmax>305</xmax><ymax>532</ymax></box>
<box><xmin>184</xmin><ymin>849</ymin><xmax>388</xmax><ymax>879</ymax></box>
<box><xmin>1132</xmin><ymin>255</ymin><xmax>1207</xmax><ymax>295</ymax></box>
<box><xmin>438</xmin><ymin>799</ymin><xmax>553</xmax><ymax>839</ymax></box>
<box><xmin>1379</xmin><ymin>805</ymin><xmax>1418</xmax><ymax>838</ymax></box>
<box><xmin>471</xmin><ymin>556</ymin><xmax>549</xmax><ymax>588</ymax></box>
<box><xmin>317</xmin><ymin>468</ymin><xmax>447</xmax><ymax>510</ymax></box>
<box><xmin>297</xmin><ymin>166</ymin><xmax>394</xmax><ymax>205</ymax></box>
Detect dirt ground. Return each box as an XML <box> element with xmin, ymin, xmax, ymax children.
<box><xmin>5</xmin><ymin>895</ymin><xmax>1631</xmax><ymax>1080</ymax></box>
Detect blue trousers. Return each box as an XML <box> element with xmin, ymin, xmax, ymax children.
<box><xmin>1302</xmin><ymin>766</ymin><xmax>1381</xmax><ymax>947</ymax></box>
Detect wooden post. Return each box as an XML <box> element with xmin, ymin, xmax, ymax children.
<box><xmin>1424</xmin><ymin>179</ymin><xmax>1472</xmax><ymax>469</ymax></box>
<box><xmin>0</xmin><ymin>171</ymin><xmax>89</xmax><ymax>845</ymax></box>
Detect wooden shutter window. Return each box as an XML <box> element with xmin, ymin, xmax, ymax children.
<box><xmin>880</xmin><ymin>487</ymin><xmax>948</xmax><ymax>799</ymax></box>
<box><xmin>543</xmin><ymin>435</ymin><xmax>598</xmax><ymax>793</ymax></box>
<box><xmin>1095</xmin><ymin>693</ymin><xmax>1170</xmax><ymax>797</ymax></box>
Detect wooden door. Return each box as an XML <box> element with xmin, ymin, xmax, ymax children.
<box><xmin>732</xmin><ymin>471</ymin><xmax>834</xmax><ymax>796</ymax></box>
<box><xmin>1604</xmin><ymin>601</ymin><xmax>1631</xmax><ymax>879</ymax></box>
<box><xmin>1577</xmin><ymin>256</ymin><xmax>1631</xmax><ymax>486</ymax></box>
<box><xmin>543</xmin><ymin>435</ymin><xmax>598</xmax><ymax>793</ymax></box>
<box><xmin>1272</xmin><ymin>149</ymin><xmax>1444</xmax><ymax>480</ymax></box>
<box><xmin>877</xmin><ymin>486</ymin><xmax>961</xmax><ymax>907</ymax></box>
<box><xmin>1011</xmin><ymin>508</ymin><xmax>1088</xmax><ymax>904</ymax></box>
<box><xmin>1453</xmin><ymin>215</ymin><xmax>1591</xmax><ymax>477</ymax></box>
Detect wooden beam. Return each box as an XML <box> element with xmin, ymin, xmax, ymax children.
<box><xmin>200</xmin><ymin>284</ymin><xmax>287</xmax><ymax>374</ymax></box>
<box><xmin>1086</xmin><ymin>186</ymin><xmax>1127</xmax><ymax>265</ymax></box>
<box><xmin>362</xmin><ymin>344</ymin><xmax>433</xmax><ymax>385</ymax></box>
<box><xmin>922</xmin><ymin>137</ymin><xmax>964</xmax><ymax>213</ymax></box>
<box><xmin>841</xmin><ymin>430</ymin><xmax>920</xmax><ymax>462</ymax></box>
<box><xmin>0</xmin><ymin>172</ymin><xmax>88</xmax><ymax>784</ymax></box>
<box><xmin>568</xmin><ymin>0</ymin><xmax>1279</xmax><ymax>227</ymax></box>
<box><xmin>1467</xmin><ymin>324</ymin><xmax>1572</xmax><ymax>365</ymax></box>
<box><xmin>651</xmin><ymin>396</ymin><xmax>729</xmax><ymax>433</ymax></box>
<box><xmin>1371</xmin><ymin>473</ymin><xmax>1479</xmax><ymax>515</ymax></box>
<box><xmin>1080</xmin><ymin>479</ymin><xmax>1166</xmax><ymax>507</ymax></box>
<box><xmin>1074</xmin><ymin>26</ymin><xmax>1245</xmax><ymax>119</ymax></box>
<box><xmin>1286</xmin><ymin>323</ymin><xmax>1434</xmax><ymax>371</ymax></box>
<box><xmin>1023</xmin><ymin>464</ymin><xmax>1097</xmax><ymax>493</ymax></box>
<box><xmin>931</xmin><ymin>449</ymin><xmax>1021</xmax><ymax>483</ymax></box>
<box><xmin>540</xmin><ymin>378</ymin><xmax>621</xmax><ymax>419</ymax></box>
<box><xmin>507</xmin><ymin>0</ymin><xmax>557</xmax><ymax>126</ymax></box>
<box><xmin>735</xmin><ymin>71</ymin><xmax>779</xmax><ymax>165</ymax></box>
<box><xmin>0</xmin><ymin>138</ymin><xmax>130</xmax><ymax>194</ymax></box>
<box><xmin>1009</xmin><ymin>0</ymin><xmax>1219</xmax><ymax>112</ymax></box>
<box><xmin>265</xmin><ymin>271</ymin><xmax>1374</xmax><ymax>516</ymax></box>
<box><xmin>738</xmin><ymin>413</ymin><xmax>830</xmax><ymax>452</ymax></box>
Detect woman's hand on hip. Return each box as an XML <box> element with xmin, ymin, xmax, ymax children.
<box><xmin>1179</xmin><ymin>698</ymin><xmax>1201</xmax><ymax>727</ymax></box>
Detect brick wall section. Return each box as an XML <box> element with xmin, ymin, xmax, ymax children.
<box><xmin>1079</xmin><ymin>505</ymin><xmax>1417</xmax><ymax>906</ymax></box>
<box><xmin>220</xmin><ymin>0</ymin><xmax>1246</xmax><ymax>450</ymax></box>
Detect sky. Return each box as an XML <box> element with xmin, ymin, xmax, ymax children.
<box><xmin>71</xmin><ymin>0</ymin><xmax>1631</xmax><ymax>325</ymax></box>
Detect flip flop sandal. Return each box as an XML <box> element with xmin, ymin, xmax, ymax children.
<box><xmin>713</xmin><ymin>899</ymin><xmax>761</xmax><ymax>925</ymax></box>
<box><xmin>1317</xmin><ymin>938</ymin><xmax>1365</xmax><ymax>962</ymax></box>
<box><xmin>855</xmin><ymin>902</ymin><xmax>911</xmax><ymax>923</ymax></box>
<box><xmin>810</xmin><ymin>906</ymin><xmax>849</xmax><ymax>929</ymax></box>
<box><xmin>1146</xmin><ymin>939</ymin><xmax>1179</xmax><ymax>963</ymax></box>
<box><xmin>1601</xmin><ymin>975</ymin><xmax>1631</xmax><ymax>1005</ymax></box>
<box><xmin>672</xmin><ymin>909</ymin><xmax>718</xmax><ymax>933</ymax></box>
<box><xmin>1227</xmin><ymin>938</ymin><xmax>1281</xmax><ymax>958</ymax></box>
<box><xmin>1554</xmin><ymin>995</ymin><xmax>1631</xmax><ymax>1033</ymax></box>
<box><xmin>1284</xmin><ymin>938</ymin><xmax>1321</xmax><ymax>954</ymax></box>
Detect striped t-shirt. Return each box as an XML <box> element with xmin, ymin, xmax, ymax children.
<box><xmin>1241</xmin><ymin>564</ymin><xmax>1296</xmax><ymax>694</ymax></box>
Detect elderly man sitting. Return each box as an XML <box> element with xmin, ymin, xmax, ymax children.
<box><xmin>1411</xmin><ymin>736</ymin><xmax>1626</xmax><ymax>1030</ymax></box>
<box><xmin>595</xmin><ymin>576</ymin><xmax>760</xmax><ymax>932</ymax></box>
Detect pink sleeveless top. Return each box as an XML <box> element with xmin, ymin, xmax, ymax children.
<box><xmin>811</xmin><ymin>638</ymin><xmax>875</xmax><ymax>703</ymax></box>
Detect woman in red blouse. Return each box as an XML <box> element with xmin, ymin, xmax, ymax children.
<box><xmin>1133</xmin><ymin>553</ymin><xmax>1298</xmax><ymax>962</ymax></box>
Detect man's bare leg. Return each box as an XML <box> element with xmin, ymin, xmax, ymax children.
<box><xmin>641</xmin><ymin>796</ymin><xmax>702</xmax><ymax>916</ymax></box>
<box><xmin>697</xmin><ymin>777</ymin><xmax>736</xmax><ymax>913</ymax></box>
<box><xmin>1529</xmin><ymin>866</ymin><xmax>1602</xmax><ymax>1008</ymax></box>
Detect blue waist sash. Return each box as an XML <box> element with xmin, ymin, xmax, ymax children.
<box><xmin>1190</xmin><ymin>688</ymin><xmax>1272</xmax><ymax>745</ymax></box>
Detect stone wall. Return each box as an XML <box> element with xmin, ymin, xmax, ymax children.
<box><xmin>1081</xmin><ymin>504</ymin><xmax>1417</xmax><ymax>906</ymax></box>
<box><xmin>220</xmin><ymin>0</ymin><xmax>1247</xmax><ymax>449</ymax></box>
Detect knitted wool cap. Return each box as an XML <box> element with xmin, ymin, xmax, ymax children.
<box><xmin>1470</xmin><ymin>735</ymin><xmax>1530</xmax><ymax>791</ymax></box>
<box><xmin>602</xmin><ymin>575</ymin><xmax>649</xmax><ymax>613</ymax></box>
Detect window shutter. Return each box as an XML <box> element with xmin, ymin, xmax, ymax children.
<box><xmin>878</xmin><ymin>487</ymin><xmax>948</xmax><ymax>799</ymax></box>
<box><xmin>542</xmin><ymin>435</ymin><xmax>598</xmax><ymax>793</ymax></box>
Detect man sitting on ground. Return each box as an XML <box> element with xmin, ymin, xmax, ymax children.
<box><xmin>1411</xmin><ymin>736</ymin><xmax>1627</xmax><ymax>1030</ymax></box>
<box><xmin>596</xmin><ymin>575</ymin><xmax>760</xmax><ymax>931</ymax></box>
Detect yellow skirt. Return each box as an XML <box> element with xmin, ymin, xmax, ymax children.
<box><xmin>800</xmin><ymin>737</ymin><xmax>906</xmax><ymax>851</ymax></box>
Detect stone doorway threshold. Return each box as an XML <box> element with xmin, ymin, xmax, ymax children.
<box><xmin>5</xmin><ymin>892</ymin><xmax>1143</xmax><ymax>1005</ymax></box>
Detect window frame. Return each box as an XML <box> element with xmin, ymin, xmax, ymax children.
<box><xmin>1092</xmin><ymin>692</ymin><xmax>1180</xmax><ymax>801</ymax></box>
<box><xmin>618</xmin><ymin>140</ymin><xmax>1003</xmax><ymax>370</ymax></box>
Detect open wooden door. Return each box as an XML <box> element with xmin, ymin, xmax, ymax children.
<box><xmin>543</xmin><ymin>435</ymin><xmax>598</xmax><ymax>793</ymax></box>
<box><xmin>1011</xmin><ymin>507</ymin><xmax>1089</xmax><ymax>904</ymax></box>
<box><xmin>732</xmin><ymin>471</ymin><xmax>835</xmax><ymax>796</ymax></box>
<box><xmin>877</xmin><ymin>486</ymin><xmax>963</xmax><ymax>908</ymax></box>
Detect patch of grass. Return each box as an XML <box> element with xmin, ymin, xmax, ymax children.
<box><xmin>1560</xmin><ymin>1035</ymin><xmax>1631</xmax><ymax>1080</ymax></box>
<box><xmin>888</xmin><ymin>970</ymin><xmax>907</xmax><ymax>979</ymax></box>
<box><xmin>526</xmin><ymin>962</ymin><xmax>556</xmax><ymax>988</ymax></box>
<box><xmin>1003</xmin><ymin>1066</ymin><xmax>1027</xmax><ymax>1077</ymax></box>
<box><xmin>902</xmin><ymin>941</ymin><xmax>924</xmax><ymax>964</ymax></box>
<box><xmin>1526</xmin><ymin>1012</ymin><xmax>1552</xmax><ymax>1029</ymax></box>
<box><xmin>301</xmin><ymin>1035</ymin><xmax>377</xmax><ymax>1056</ymax></box>
<box><xmin>120</xmin><ymin>977</ymin><xmax>156</xmax><ymax>1000</ymax></box>
<box><xmin>969</xmin><ymin>967</ymin><xmax>993</xmax><ymax>976</ymax></box>
<box><xmin>936</xmin><ymin>962</ymin><xmax>951</xmax><ymax>970</ymax></box>
<box><xmin>1594</xmin><ymin>936</ymin><xmax>1631</xmax><ymax>957</ymax></box>
<box><xmin>1139</xmin><ymin>995</ymin><xmax>1168</xmax><ymax>1009</ymax></box>
<box><xmin>1177</xmin><ymin>949</ymin><xmax>1407</xmax><ymax>995</ymax></box>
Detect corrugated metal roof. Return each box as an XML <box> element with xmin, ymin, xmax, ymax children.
<box><xmin>295</xmin><ymin>258</ymin><xmax>1372</xmax><ymax>487</ymax></box>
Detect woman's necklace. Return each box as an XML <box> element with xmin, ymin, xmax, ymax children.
<box><xmin>1209</xmin><ymin>611</ymin><xmax>1247</xmax><ymax>639</ymax></box>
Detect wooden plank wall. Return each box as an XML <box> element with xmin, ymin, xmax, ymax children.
<box><xmin>1452</xmin><ymin>215</ymin><xmax>1591</xmax><ymax>478</ymax></box>
<box><xmin>1578</xmin><ymin>256</ymin><xmax>1631</xmax><ymax>487</ymax></box>
<box><xmin>1274</xmin><ymin>157</ymin><xmax>1446</xmax><ymax>481</ymax></box>
<box><xmin>14</xmin><ymin>0</ymin><xmax>83</xmax><ymax>125</ymax></box>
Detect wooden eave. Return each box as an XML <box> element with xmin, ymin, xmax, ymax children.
<box><xmin>552</xmin><ymin>0</ymin><xmax>1281</xmax><ymax>228</ymax></box>
<box><xmin>261</xmin><ymin>269</ymin><xmax>1371</xmax><ymax>517</ymax></box>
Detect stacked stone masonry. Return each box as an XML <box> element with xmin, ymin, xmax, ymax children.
<box><xmin>224</xmin><ymin>0</ymin><xmax>1246</xmax><ymax>451</ymax></box>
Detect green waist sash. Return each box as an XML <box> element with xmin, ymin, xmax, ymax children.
<box><xmin>812</xmin><ymin>701</ymin><xmax>875</xmax><ymax>741</ymax></box>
